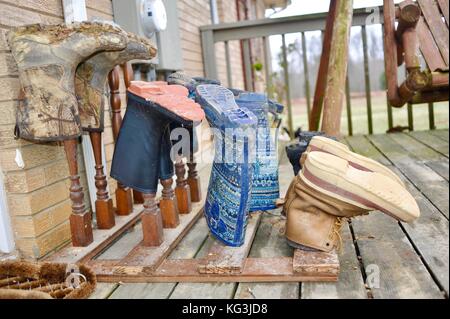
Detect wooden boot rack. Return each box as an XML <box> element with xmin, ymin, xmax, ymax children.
<box><xmin>48</xmin><ymin>63</ymin><xmax>339</xmax><ymax>283</ymax></box>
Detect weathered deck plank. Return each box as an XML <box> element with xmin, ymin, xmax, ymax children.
<box><xmin>88</xmin><ymin>130</ymin><xmax>447</xmax><ymax>299</ymax></box>
<box><xmin>347</xmin><ymin>134</ymin><xmax>449</xmax><ymax>297</ymax></box>
<box><xmin>425</xmin><ymin>160</ymin><xmax>449</xmax><ymax>182</ymax></box>
<box><xmin>409</xmin><ymin>131</ymin><xmax>449</xmax><ymax>158</ymax></box>
<box><xmin>233</xmin><ymin>213</ymin><xmax>299</xmax><ymax>299</ymax></box>
<box><xmin>392</xmin><ymin>165</ymin><xmax>450</xmax><ymax>296</ymax></box>
<box><xmin>352</xmin><ymin>214</ymin><xmax>444</xmax><ymax>299</ymax></box>
<box><xmin>89</xmin><ymin>283</ymin><xmax>118</xmax><ymax>299</ymax></box>
<box><xmin>368</xmin><ymin>133</ymin><xmax>449</xmax><ymax>219</ymax></box>
<box><xmin>234</xmin><ymin>162</ymin><xmax>300</xmax><ymax>299</ymax></box>
<box><xmin>168</xmin><ymin>235</ymin><xmax>238</xmax><ymax>299</ymax></box>
<box><xmin>428</xmin><ymin>129</ymin><xmax>449</xmax><ymax>142</ymax></box>
<box><xmin>301</xmin><ymin>224</ymin><xmax>368</xmax><ymax>299</ymax></box>
<box><xmin>198</xmin><ymin>213</ymin><xmax>262</xmax><ymax>274</ymax></box>
<box><xmin>108</xmin><ymin>218</ymin><xmax>210</xmax><ymax>299</ymax></box>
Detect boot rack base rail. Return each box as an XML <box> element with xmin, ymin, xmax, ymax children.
<box><xmin>48</xmin><ymin>209</ymin><xmax>339</xmax><ymax>283</ymax></box>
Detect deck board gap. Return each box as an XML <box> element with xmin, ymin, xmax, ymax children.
<box><xmin>398</xmin><ymin>222</ymin><xmax>449</xmax><ymax>298</ymax></box>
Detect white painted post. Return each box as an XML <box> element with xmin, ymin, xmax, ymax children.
<box><xmin>0</xmin><ymin>171</ymin><xmax>14</xmax><ymax>253</ymax></box>
<box><xmin>62</xmin><ymin>0</ymin><xmax>88</xmax><ymax>23</ymax></box>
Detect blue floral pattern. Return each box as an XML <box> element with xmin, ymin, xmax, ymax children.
<box><xmin>196</xmin><ymin>85</ymin><xmax>257</xmax><ymax>246</ymax></box>
<box><xmin>235</xmin><ymin>93</ymin><xmax>281</xmax><ymax>211</ymax></box>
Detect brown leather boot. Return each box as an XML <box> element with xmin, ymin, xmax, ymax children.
<box><xmin>301</xmin><ymin>151</ymin><xmax>420</xmax><ymax>222</ymax></box>
<box><xmin>8</xmin><ymin>22</ymin><xmax>128</xmax><ymax>142</ymax></box>
<box><xmin>75</xmin><ymin>32</ymin><xmax>157</xmax><ymax>132</ymax></box>
<box><xmin>307</xmin><ymin>136</ymin><xmax>404</xmax><ymax>186</ymax></box>
<box><xmin>284</xmin><ymin>175</ymin><xmax>369</xmax><ymax>252</ymax></box>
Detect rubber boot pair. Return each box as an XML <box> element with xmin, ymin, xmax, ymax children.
<box><xmin>8</xmin><ymin>22</ymin><xmax>157</xmax><ymax>142</ymax></box>
<box><xmin>196</xmin><ymin>85</ymin><xmax>258</xmax><ymax>246</ymax></box>
<box><xmin>283</xmin><ymin>137</ymin><xmax>420</xmax><ymax>252</ymax></box>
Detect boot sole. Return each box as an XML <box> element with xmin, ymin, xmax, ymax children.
<box><xmin>286</xmin><ymin>238</ymin><xmax>323</xmax><ymax>252</ymax></box>
<box><xmin>308</xmin><ymin>136</ymin><xmax>405</xmax><ymax>186</ymax></box>
<box><xmin>196</xmin><ymin>85</ymin><xmax>257</xmax><ymax>127</ymax></box>
<box><xmin>301</xmin><ymin>152</ymin><xmax>420</xmax><ymax>223</ymax></box>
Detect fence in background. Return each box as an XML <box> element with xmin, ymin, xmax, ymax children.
<box><xmin>200</xmin><ymin>6</ymin><xmax>441</xmax><ymax>136</ymax></box>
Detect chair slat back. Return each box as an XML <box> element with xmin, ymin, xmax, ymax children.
<box><xmin>417</xmin><ymin>0</ymin><xmax>449</xmax><ymax>69</ymax></box>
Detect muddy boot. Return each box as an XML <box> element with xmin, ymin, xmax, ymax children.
<box><xmin>75</xmin><ymin>32</ymin><xmax>157</xmax><ymax>132</ymax></box>
<box><xmin>196</xmin><ymin>85</ymin><xmax>258</xmax><ymax>247</ymax></box>
<box><xmin>284</xmin><ymin>175</ymin><xmax>367</xmax><ymax>252</ymax></box>
<box><xmin>8</xmin><ymin>22</ymin><xmax>128</xmax><ymax>142</ymax></box>
<box><xmin>306</xmin><ymin>136</ymin><xmax>405</xmax><ymax>186</ymax></box>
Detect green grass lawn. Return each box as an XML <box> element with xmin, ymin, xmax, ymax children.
<box><xmin>289</xmin><ymin>91</ymin><xmax>449</xmax><ymax>136</ymax></box>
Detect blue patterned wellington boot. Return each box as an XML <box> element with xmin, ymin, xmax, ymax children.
<box><xmin>234</xmin><ymin>92</ymin><xmax>282</xmax><ymax>211</ymax></box>
<box><xmin>196</xmin><ymin>85</ymin><xmax>258</xmax><ymax>247</ymax></box>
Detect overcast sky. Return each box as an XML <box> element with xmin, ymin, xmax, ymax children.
<box><xmin>266</xmin><ymin>0</ymin><xmax>403</xmax><ymax>70</ymax></box>
<box><xmin>267</xmin><ymin>0</ymin><xmax>400</xmax><ymax>17</ymax></box>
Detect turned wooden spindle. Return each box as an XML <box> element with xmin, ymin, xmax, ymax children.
<box><xmin>159</xmin><ymin>178</ymin><xmax>180</xmax><ymax>228</ymax></box>
<box><xmin>122</xmin><ymin>62</ymin><xmax>144</xmax><ymax>205</ymax></box>
<box><xmin>109</xmin><ymin>66</ymin><xmax>133</xmax><ymax>215</ymax></box>
<box><xmin>187</xmin><ymin>154</ymin><xmax>201</xmax><ymax>203</ymax></box>
<box><xmin>64</xmin><ymin>139</ymin><xmax>94</xmax><ymax>247</ymax></box>
<box><xmin>89</xmin><ymin>132</ymin><xmax>115</xmax><ymax>229</ymax></box>
<box><xmin>175</xmin><ymin>157</ymin><xmax>192</xmax><ymax>214</ymax></box>
<box><xmin>141</xmin><ymin>193</ymin><xmax>164</xmax><ymax>247</ymax></box>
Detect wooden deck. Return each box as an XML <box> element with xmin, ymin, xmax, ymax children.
<box><xmin>90</xmin><ymin>129</ymin><xmax>449</xmax><ymax>299</ymax></box>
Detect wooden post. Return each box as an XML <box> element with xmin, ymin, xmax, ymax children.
<box><xmin>159</xmin><ymin>178</ymin><xmax>180</xmax><ymax>228</ymax></box>
<box><xmin>122</xmin><ymin>63</ymin><xmax>144</xmax><ymax>205</ymax></box>
<box><xmin>309</xmin><ymin>0</ymin><xmax>339</xmax><ymax>131</ymax></box>
<box><xmin>301</xmin><ymin>32</ymin><xmax>312</xmax><ymax>121</ymax></box>
<box><xmin>320</xmin><ymin>0</ymin><xmax>354</xmax><ymax>136</ymax></box>
<box><xmin>361</xmin><ymin>25</ymin><xmax>374</xmax><ymax>135</ymax></box>
<box><xmin>382</xmin><ymin>24</ymin><xmax>394</xmax><ymax>132</ymax></box>
<box><xmin>64</xmin><ymin>139</ymin><xmax>93</xmax><ymax>247</ymax></box>
<box><xmin>187</xmin><ymin>154</ymin><xmax>201</xmax><ymax>203</ymax></box>
<box><xmin>141</xmin><ymin>193</ymin><xmax>164</xmax><ymax>247</ymax></box>
<box><xmin>109</xmin><ymin>66</ymin><xmax>133</xmax><ymax>215</ymax></box>
<box><xmin>225</xmin><ymin>41</ymin><xmax>233</xmax><ymax>88</ymax></box>
<box><xmin>263</xmin><ymin>36</ymin><xmax>273</xmax><ymax>98</ymax></box>
<box><xmin>175</xmin><ymin>157</ymin><xmax>192</xmax><ymax>214</ymax></box>
<box><xmin>428</xmin><ymin>102</ymin><xmax>436</xmax><ymax>130</ymax></box>
<box><xmin>407</xmin><ymin>102</ymin><xmax>414</xmax><ymax>131</ymax></box>
<box><xmin>89</xmin><ymin>132</ymin><xmax>115</xmax><ymax>229</ymax></box>
<box><xmin>345</xmin><ymin>74</ymin><xmax>353</xmax><ymax>136</ymax></box>
<box><xmin>281</xmin><ymin>34</ymin><xmax>294</xmax><ymax>139</ymax></box>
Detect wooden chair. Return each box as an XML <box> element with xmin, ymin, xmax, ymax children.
<box><xmin>383</xmin><ymin>0</ymin><xmax>449</xmax><ymax>108</ymax></box>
